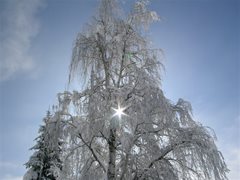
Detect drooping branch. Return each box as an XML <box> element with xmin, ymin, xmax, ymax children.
<box><xmin>148</xmin><ymin>140</ymin><xmax>190</xmax><ymax>169</ymax></box>
<box><xmin>136</xmin><ymin>140</ymin><xmax>190</xmax><ymax>179</ymax></box>
<box><xmin>78</xmin><ymin>132</ymin><xmax>107</xmax><ymax>172</ymax></box>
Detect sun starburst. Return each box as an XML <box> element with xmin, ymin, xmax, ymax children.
<box><xmin>112</xmin><ymin>104</ymin><xmax>127</xmax><ymax>119</ymax></box>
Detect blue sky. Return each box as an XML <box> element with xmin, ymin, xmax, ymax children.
<box><xmin>0</xmin><ymin>0</ymin><xmax>239</xmax><ymax>179</ymax></box>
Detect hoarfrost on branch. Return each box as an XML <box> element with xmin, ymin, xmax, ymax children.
<box><xmin>25</xmin><ymin>0</ymin><xmax>228</xmax><ymax>180</ymax></box>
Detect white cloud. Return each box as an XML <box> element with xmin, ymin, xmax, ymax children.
<box><xmin>0</xmin><ymin>162</ymin><xmax>20</xmax><ymax>169</ymax></box>
<box><xmin>225</xmin><ymin>148</ymin><xmax>240</xmax><ymax>180</ymax></box>
<box><xmin>0</xmin><ymin>162</ymin><xmax>24</xmax><ymax>180</ymax></box>
<box><xmin>2</xmin><ymin>175</ymin><xmax>23</xmax><ymax>180</ymax></box>
<box><xmin>0</xmin><ymin>0</ymin><xmax>43</xmax><ymax>81</ymax></box>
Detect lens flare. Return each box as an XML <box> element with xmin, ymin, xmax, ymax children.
<box><xmin>112</xmin><ymin>104</ymin><xmax>127</xmax><ymax>119</ymax></box>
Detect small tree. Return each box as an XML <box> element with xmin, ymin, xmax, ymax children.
<box><xmin>24</xmin><ymin>111</ymin><xmax>62</xmax><ymax>180</ymax></box>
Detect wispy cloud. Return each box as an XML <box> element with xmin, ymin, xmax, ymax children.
<box><xmin>0</xmin><ymin>162</ymin><xmax>20</xmax><ymax>169</ymax></box>
<box><xmin>0</xmin><ymin>162</ymin><xmax>23</xmax><ymax>180</ymax></box>
<box><xmin>225</xmin><ymin>148</ymin><xmax>240</xmax><ymax>180</ymax></box>
<box><xmin>194</xmin><ymin>112</ymin><xmax>240</xmax><ymax>179</ymax></box>
<box><xmin>0</xmin><ymin>0</ymin><xmax>43</xmax><ymax>81</ymax></box>
<box><xmin>2</xmin><ymin>175</ymin><xmax>22</xmax><ymax>180</ymax></box>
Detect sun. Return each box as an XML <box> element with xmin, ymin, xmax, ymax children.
<box><xmin>112</xmin><ymin>104</ymin><xmax>127</xmax><ymax>119</ymax></box>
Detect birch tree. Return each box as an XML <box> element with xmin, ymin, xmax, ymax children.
<box><xmin>44</xmin><ymin>0</ymin><xmax>228</xmax><ymax>179</ymax></box>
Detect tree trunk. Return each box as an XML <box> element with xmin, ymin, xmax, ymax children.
<box><xmin>107</xmin><ymin>127</ymin><xmax>116</xmax><ymax>180</ymax></box>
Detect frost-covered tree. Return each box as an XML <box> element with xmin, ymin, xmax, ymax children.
<box><xmin>57</xmin><ymin>0</ymin><xmax>229</xmax><ymax>179</ymax></box>
<box><xmin>27</xmin><ymin>0</ymin><xmax>228</xmax><ymax>180</ymax></box>
<box><xmin>24</xmin><ymin>111</ymin><xmax>63</xmax><ymax>180</ymax></box>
